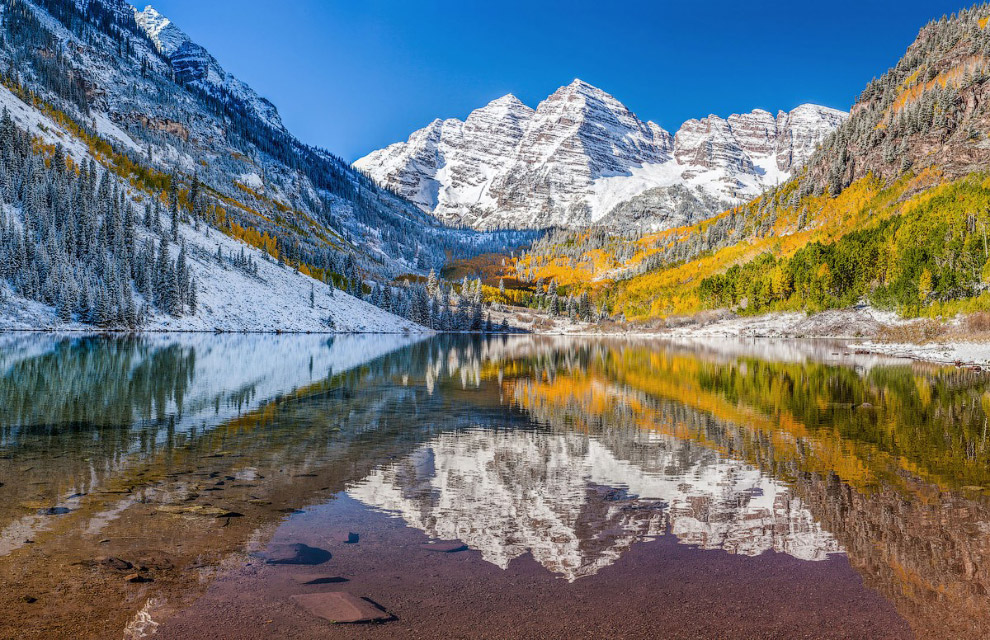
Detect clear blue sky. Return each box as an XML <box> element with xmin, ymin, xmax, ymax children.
<box><xmin>150</xmin><ymin>0</ymin><xmax>972</xmax><ymax>161</ymax></box>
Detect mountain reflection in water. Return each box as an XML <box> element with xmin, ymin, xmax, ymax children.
<box><xmin>0</xmin><ymin>334</ymin><xmax>988</xmax><ymax>639</ymax></box>
<box><xmin>350</xmin><ymin>428</ymin><xmax>839</xmax><ymax>581</ymax></box>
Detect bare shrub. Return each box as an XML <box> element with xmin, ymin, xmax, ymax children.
<box><xmin>876</xmin><ymin>319</ymin><xmax>946</xmax><ymax>344</ymax></box>
<box><xmin>965</xmin><ymin>311</ymin><xmax>990</xmax><ymax>334</ymax></box>
<box><xmin>531</xmin><ymin>316</ymin><xmax>555</xmax><ymax>331</ymax></box>
<box><xmin>693</xmin><ymin>309</ymin><xmax>735</xmax><ymax>326</ymax></box>
<box><xmin>662</xmin><ymin>315</ymin><xmax>694</xmax><ymax>329</ymax></box>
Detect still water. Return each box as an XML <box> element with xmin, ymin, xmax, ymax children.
<box><xmin>0</xmin><ymin>333</ymin><xmax>987</xmax><ymax>638</ymax></box>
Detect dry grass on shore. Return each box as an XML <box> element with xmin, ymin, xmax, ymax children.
<box><xmin>877</xmin><ymin>312</ymin><xmax>990</xmax><ymax>344</ymax></box>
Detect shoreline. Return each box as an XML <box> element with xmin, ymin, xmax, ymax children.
<box><xmin>4</xmin><ymin>314</ymin><xmax>989</xmax><ymax>369</ymax></box>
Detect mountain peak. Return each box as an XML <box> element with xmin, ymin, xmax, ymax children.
<box><xmin>133</xmin><ymin>4</ymin><xmax>188</xmax><ymax>56</ymax></box>
<box><xmin>488</xmin><ymin>93</ymin><xmax>523</xmax><ymax>106</ymax></box>
<box><xmin>559</xmin><ymin>78</ymin><xmax>611</xmax><ymax>99</ymax></box>
<box><xmin>130</xmin><ymin>3</ymin><xmax>284</xmax><ymax>131</ymax></box>
<box><xmin>478</xmin><ymin>93</ymin><xmax>533</xmax><ymax>115</ymax></box>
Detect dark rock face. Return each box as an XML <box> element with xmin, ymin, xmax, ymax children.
<box><xmin>169</xmin><ymin>42</ymin><xmax>210</xmax><ymax>85</ymax></box>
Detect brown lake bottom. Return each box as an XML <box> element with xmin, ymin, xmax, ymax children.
<box><xmin>157</xmin><ymin>495</ymin><xmax>911</xmax><ymax>639</ymax></box>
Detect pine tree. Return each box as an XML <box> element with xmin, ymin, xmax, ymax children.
<box><xmin>170</xmin><ymin>197</ymin><xmax>179</xmax><ymax>243</ymax></box>
<box><xmin>427</xmin><ymin>268</ymin><xmax>438</xmax><ymax>296</ymax></box>
<box><xmin>188</xmin><ymin>278</ymin><xmax>198</xmax><ymax>314</ymax></box>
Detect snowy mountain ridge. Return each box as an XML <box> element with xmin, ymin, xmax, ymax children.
<box><xmin>355</xmin><ymin>80</ymin><xmax>847</xmax><ymax>231</ymax></box>
<box><xmin>132</xmin><ymin>4</ymin><xmax>284</xmax><ymax>131</ymax></box>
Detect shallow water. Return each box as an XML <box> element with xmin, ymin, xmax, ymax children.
<box><xmin>1</xmin><ymin>333</ymin><xmax>988</xmax><ymax>638</ymax></box>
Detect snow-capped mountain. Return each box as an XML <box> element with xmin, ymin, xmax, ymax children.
<box><xmin>349</xmin><ymin>427</ymin><xmax>840</xmax><ymax>581</ymax></box>
<box><xmin>355</xmin><ymin>80</ymin><xmax>847</xmax><ymax>230</ymax></box>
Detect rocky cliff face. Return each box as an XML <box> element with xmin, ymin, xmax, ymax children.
<box><xmin>799</xmin><ymin>6</ymin><xmax>990</xmax><ymax>198</ymax></box>
<box><xmin>355</xmin><ymin>80</ymin><xmax>846</xmax><ymax>230</ymax></box>
<box><xmin>133</xmin><ymin>5</ymin><xmax>284</xmax><ymax>132</ymax></box>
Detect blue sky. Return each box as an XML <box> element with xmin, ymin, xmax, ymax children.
<box><xmin>150</xmin><ymin>0</ymin><xmax>973</xmax><ymax>161</ymax></box>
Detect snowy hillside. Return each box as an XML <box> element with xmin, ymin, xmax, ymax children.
<box><xmin>0</xmin><ymin>70</ymin><xmax>421</xmax><ymax>333</ymax></box>
<box><xmin>355</xmin><ymin>79</ymin><xmax>847</xmax><ymax>231</ymax></box>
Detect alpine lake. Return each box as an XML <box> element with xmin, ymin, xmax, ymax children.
<box><xmin>1</xmin><ymin>333</ymin><xmax>988</xmax><ymax>639</ymax></box>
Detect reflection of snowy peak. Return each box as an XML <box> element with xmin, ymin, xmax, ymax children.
<box><xmin>348</xmin><ymin>428</ymin><xmax>840</xmax><ymax>581</ymax></box>
<box><xmin>355</xmin><ymin>80</ymin><xmax>846</xmax><ymax>231</ymax></box>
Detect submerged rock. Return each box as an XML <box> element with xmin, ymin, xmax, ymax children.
<box><xmin>328</xmin><ymin>531</ymin><xmax>359</xmax><ymax>544</ymax></box>
<box><xmin>290</xmin><ymin>592</ymin><xmax>391</xmax><ymax>623</ymax></box>
<box><xmin>124</xmin><ymin>573</ymin><xmax>153</xmax><ymax>583</ymax></box>
<box><xmin>157</xmin><ymin>505</ymin><xmax>243</xmax><ymax>518</ymax></box>
<box><xmin>264</xmin><ymin>543</ymin><xmax>331</xmax><ymax>565</ymax></box>
<box><xmin>291</xmin><ymin>574</ymin><xmax>349</xmax><ymax>585</ymax></box>
<box><xmin>100</xmin><ymin>557</ymin><xmax>134</xmax><ymax>571</ymax></box>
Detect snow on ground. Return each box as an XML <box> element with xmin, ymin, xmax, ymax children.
<box><xmin>850</xmin><ymin>341</ymin><xmax>990</xmax><ymax>367</ymax></box>
<box><xmin>93</xmin><ymin>112</ymin><xmax>143</xmax><ymax>153</ymax></box>
<box><xmin>0</xmin><ymin>189</ymin><xmax>426</xmax><ymax>333</ymax></box>
<box><xmin>492</xmin><ymin>305</ymin><xmax>898</xmax><ymax>340</ymax></box>
<box><xmin>0</xmin><ymin>83</ymin><xmax>89</xmax><ymax>162</ymax></box>
<box><xmin>147</xmin><ymin>221</ymin><xmax>427</xmax><ymax>333</ymax></box>
<box><xmin>238</xmin><ymin>172</ymin><xmax>263</xmax><ymax>189</ymax></box>
<box><xmin>589</xmin><ymin>161</ymin><xmax>686</xmax><ymax>223</ymax></box>
<box><xmin>661</xmin><ymin>306</ymin><xmax>903</xmax><ymax>339</ymax></box>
